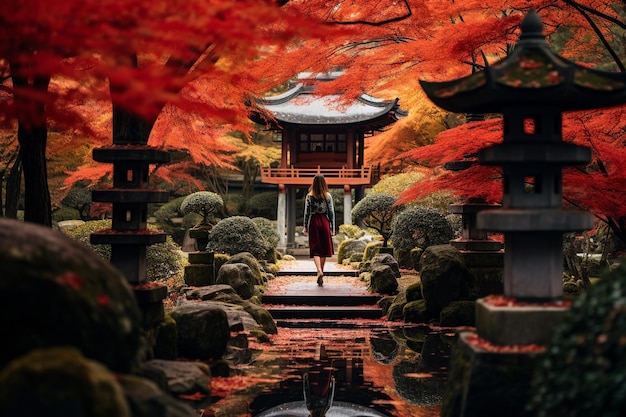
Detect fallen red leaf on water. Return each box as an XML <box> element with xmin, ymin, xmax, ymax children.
<box><xmin>209</xmin><ymin>375</ymin><xmax>279</xmax><ymax>398</ymax></box>
<box><xmin>179</xmin><ymin>392</ymin><xmax>206</xmax><ymax>401</ymax></box>
<box><xmin>465</xmin><ymin>333</ymin><xmax>545</xmax><ymax>353</ymax></box>
<box><xmin>483</xmin><ymin>294</ymin><xmax>571</xmax><ymax>308</ymax></box>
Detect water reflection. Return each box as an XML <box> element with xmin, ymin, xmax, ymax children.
<box><xmin>246</xmin><ymin>325</ymin><xmax>451</xmax><ymax>417</ymax></box>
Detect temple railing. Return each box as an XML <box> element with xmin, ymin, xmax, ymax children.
<box><xmin>259</xmin><ymin>165</ymin><xmax>379</xmax><ymax>186</ymax></box>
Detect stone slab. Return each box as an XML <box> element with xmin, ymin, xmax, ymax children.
<box><xmin>476</xmin><ymin>298</ymin><xmax>568</xmax><ymax>346</ymax></box>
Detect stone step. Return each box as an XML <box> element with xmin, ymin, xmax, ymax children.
<box><xmin>262</xmin><ymin>294</ymin><xmax>381</xmax><ymax>306</ymax></box>
<box><xmin>274</xmin><ymin>318</ymin><xmax>392</xmax><ymax>329</ymax></box>
<box><xmin>276</xmin><ymin>270</ymin><xmax>359</xmax><ymax>277</ymax></box>
<box><xmin>265</xmin><ymin>305</ymin><xmax>384</xmax><ymax>320</ymax></box>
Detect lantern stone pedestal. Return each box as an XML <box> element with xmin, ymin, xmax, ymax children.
<box><xmin>419</xmin><ymin>9</ymin><xmax>626</xmax><ymax>416</ymax></box>
<box><xmin>184</xmin><ymin>228</ymin><xmax>216</xmax><ymax>286</ymax></box>
<box><xmin>90</xmin><ymin>145</ymin><xmax>170</xmax><ymax>332</ymax></box>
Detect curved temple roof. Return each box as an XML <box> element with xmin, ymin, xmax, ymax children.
<box><xmin>420</xmin><ymin>10</ymin><xmax>626</xmax><ymax>113</ymax></box>
<box><xmin>254</xmin><ymin>76</ymin><xmax>406</xmax><ymax>130</ymax></box>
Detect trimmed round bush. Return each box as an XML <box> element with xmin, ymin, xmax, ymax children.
<box><xmin>246</xmin><ymin>192</ymin><xmax>278</xmax><ymax>219</ymax></box>
<box><xmin>528</xmin><ymin>262</ymin><xmax>626</xmax><ymax>417</ymax></box>
<box><xmin>180</xmin><ymin>191</ymin><xmax>223</xmax><ymax>227</ymax></box>
<box><xmin>352</xmin><ymin>193</ymin><xmax>398</xmax><ymax>247</ymax></box>
<box><xmin>251</xmin><ymin>217</ymin><xmax>279</xmax><ymax>249</ymax></box>
<box><xmin>206</xmin><ymin>216</ymin><xmax>267</xmax><ymax>259</ymax></box>
<box><xmin>391</xmin><ymin>207</ymin><xmax>453</xmax><ymax>252</ymax></box>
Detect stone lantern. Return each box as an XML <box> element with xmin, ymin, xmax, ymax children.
<box><xmin>90</xmin><ymin>144</ymin><xmax>170</xmax><ymax>331</ymax></box>
<box><xmin>420</xmin><ymin>10</ymin><xmax>626</xmax><ymax>416</ymax></box>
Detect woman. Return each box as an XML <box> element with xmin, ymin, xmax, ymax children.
<box><xmin>303</xmin><ymin>174</ymin><xmax>335</xmax><ymax>286</ymax></box>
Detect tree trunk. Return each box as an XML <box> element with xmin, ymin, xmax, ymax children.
<box><xmin>5</xmin><ymin>155</ymin><xmax>22</xmax><ymax>219</ymax></box>
<box><xmin>18</xmin><ymin>122</ymin><xmax>51</xmax><ymax>226</ymax></box>
<box><xmin>11</xmin><ymin>68</ymin><xmax>52</xmax><ymax>226</ymax></box>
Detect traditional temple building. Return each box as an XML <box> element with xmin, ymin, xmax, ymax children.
<box><xmin>252</xmin><ymin>71</ymin><xmax>406</xmax><ymax>250</ymax></box>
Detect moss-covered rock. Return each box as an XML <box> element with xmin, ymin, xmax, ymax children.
<box><xmin>0</xmin><ymin>347</ymin><xmax>130</xmax><ymax>417</ymax></box>
<box><xmin>387</xmin><ymin>291</ymin><xmax>407</xmax><ymax>321</ymax></box>
<box><xmin>337</xmin><ymin>239</ymin><xmax>367</xmax><ymax>264</ymax></box>
<box><xmin>216</xmin><ymin>263</ymin><xmax>255</xmax><ymax>300</ymax></box>
<box><xmin>420</xmin><ymin>244</ymin><xmax>471</xmax><ymax>315</ymax></box>
<box><xmin>439</xmin><ymin>300</ymin><xmax>475</xmax><ymax>327</ymax></box>
<box><xmin>403</xmin><ymin>299</ymin><xmax>434</xmax><ymax>324</ymax></box>
<box><xmin>227</xmin><ymin>252</ymin><xmax>264</xmax><ymax>285</ymax></box>
<box><xmin>153</xmin><ymin>314</ymin><xmax>178</xmax><ymax>360</ymax></box>
<box><xmin>0</xmin><ymin>218</ymin><xmax>142</xmax><ymax>373</ymax></box>
<box><xmin>369</xmin><ymin>265</ymin><xmax>399</xmax><ymax>295</ymax></box>
<box><xmin>405</xmin><ymin>282</ymin><xmax>423</xmax><ymax>302</ymax></box>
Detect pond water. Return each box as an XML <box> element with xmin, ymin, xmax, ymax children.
<box><xmin>199</xmin><ymin>323</ymin><xmax>453</xmax><ymax>417</ymax></box>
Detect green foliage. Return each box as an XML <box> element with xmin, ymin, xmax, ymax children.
<box><xmin>153</xmin><ymin>197</ymin><xmax>185</xmax><ymax>225</ymax></box>
<box><xmin>391</xmin><ymin>207</ymin><xmax>453</xmax><ymax>252</ymax></box>
<box><xmin>370</xmin><ymin>172</ymin><xmax>426</xmax><ymax>197</ymax></box>
<box><xmin>63</xmin><ymin>220</ymin><xmax>184</xmax><ymax>282</ymax></box>
<box><xmin>339</xmin><ymin>224</ymin><xmax>365</xmax><ymax>239</ymax></box>
<box><xmin>206</xmin><ymin>216</ymin><xmax>267</xmax><ymax>259</ymax></box>
<box><xmin>411</xmin><ymin>190</ymin><xmax>459</xmax><ymax>215</ymax></box>
<box><xmin>52</xmin><ymin>207</ymin><xmax>81</xmax><ymax>222</ymax></box>
<box><xmin>180</xmin><ymin>191</ymin><xmax>224</xmax><ymax>226</ymax></box>
<box><xmin>251</xmin><ymin>217</ymin><xmax>280</xmax><ymax>262</ymax></box>
<box><xmin>529</xmin><ymin>262</ymin><xmax>626</xmax><ymax>417</ymax></box>
<box><xmin>246</xmin><ymin>192</ymin><xmax>278</xmax><ymax>219</ymax></box>
<box><xmin>222</xmin><ymin>194</ymin><xmax>245</xmax><ymax>216</ymax></box>
<box><xmin>352</xmin><ymin>193</ymin><xmax>398</xmax><ymax>247</ymax></box>
<box><xmin>61</xmin><ymin>182</ymin><xmax>92</xmax><ymax>213</ymax></box>
<box><xmin>251</xmin><ymin>217</ymin><xmax>280</xmax><ymax>249</ymax></box>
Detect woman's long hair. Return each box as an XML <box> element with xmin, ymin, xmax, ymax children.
<box><xmin>309</xmin><ymin>174</ymin><xmax>329</xmax><ymax>200</ymax></box>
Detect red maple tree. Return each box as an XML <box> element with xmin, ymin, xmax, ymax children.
<box><xmin>1</xmin><ymin>0</ymin><xmax>340</xmax><ymax>225</ymax></box>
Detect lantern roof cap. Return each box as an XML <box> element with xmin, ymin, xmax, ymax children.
<box><xmin>420</xmin><ymin>10</ymin><xmax>626</xmax><ymax>113</ymax></box>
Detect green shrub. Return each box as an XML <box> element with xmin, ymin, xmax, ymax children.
<box><xmin>251</xmin><ymin>217</ymin><xmax>279</xmax><ymax>249</ymax></box>
<box><xmin>63</xmin><ymin>220</ymin><xmax>184</xmax><ymax>282</ymax></box>
<box><xmin>528</xmin><ymin>262</ymin><xmax>626</xmax><ymax>417</ymax></box>
<box><xmin>153</xmin><ymin>197</ymin><xmax>185</xmax><ymax>225</ymax></box>
<box><xmin>52</xmin><ymin>207</ymin><xmax>81</xmax><ymax>222</ymax></box>
<box><xmin>180</xmin><ymin>191</ymin><xmax>223</xmax><ymax>227</ymax></box>
<box><xmin>246</xmin><ymin>192</ymin><xmax>278</xmax><ymax>219</ymax></box>
<box><xmin>352</xmin><ymin>193</ymin><xmax>398</xmax><ymax>247</ymax></box>
<box><xmin>391</xmin><ymin>207</ymin><xmax>453</xmax><ymax>252</ymax></box>
<box><xmin>206</xmin><ymin>216</ymin><xmax>267</xmax><ymax>259</ymax></box>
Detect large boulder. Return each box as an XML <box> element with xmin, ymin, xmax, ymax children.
<box><xmin>169</xmin><ymin>303</ymin><xmax>230</xmax><ymax>360</ymax></box>
<box><xmin>0</xmin><ymin>347</ymin><xmax>131</xmax><ymax>417</ymax></box>
<box><xmin>117</xmin><ymin>374</ymin><xmax>199</xmax><ymax>417</ymax></box>
<box><xmin>184</xmin><ymin>285</ymin><xmax>277</xmax><ymax>334</ymax></box>
<box><xmin>0</xmin><ymin>218</ymin><xmax>142</xmax><ymax>373</ymax></box>
<box><xmin>369</xmin><ymin>265</ymin><xmax>399</xmax><ymax>295</ymax></box>
<box><xmin>337</xmin><ymin>239</ymin><xmax>367</xmax><ymax>264</ymax></box>
<box><xmin>226</xmin><ymin>252</ymin><xmax>264</xmax><ymax>285</ymax></box>
<box><xmin>372</xmin><ymin>253</ymin><xmax>401</xmax><ymax>278</ymax></box>
<box><xmin>140</xmin><ymin>359</ymin><xmax>211</xmax><ymax>396</ymax></box>
<box><xmin>419</xmin><ymin>245</ymin><xmax>471</xmax><ymax>315</ymax></box>
<box><xmin>216</xmin><ymin>263</ymin><xmax>255</xmax><ymax>299</ymax></box>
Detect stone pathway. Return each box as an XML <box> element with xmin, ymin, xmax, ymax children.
<box><xmin>263</xmin><ymin>260</ymin><xmax>384</xmax><ymax>326</ymax></box>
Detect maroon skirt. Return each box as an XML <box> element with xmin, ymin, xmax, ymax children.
<box><xmin>308</xmin><ymin>213</ymin><xmax>334</xmax><ymax>257</ymax></box>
